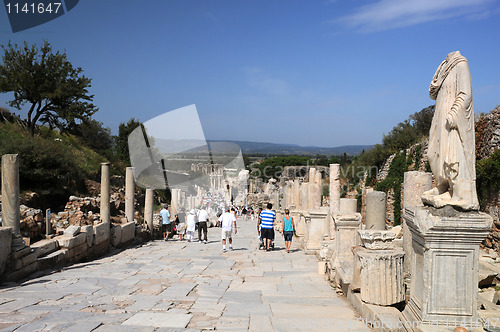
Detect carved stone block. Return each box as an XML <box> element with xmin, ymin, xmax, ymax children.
<box><xmin>353</xmin><ymin>246</ymin><xmax>405</xmax><ymax>306</ymax></box>
<box><xmin>358</xmin><ymin>230</ymin><xmax>396</xmax><ymax>250</ymax></box>
<box><xmin>403</xmin><ymin>206</ymin><xmax>492</xmax><ymax>326</ymax></box>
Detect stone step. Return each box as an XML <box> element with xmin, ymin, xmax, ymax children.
<box><xmin>37</xmin><ymin>249</ymin><xmax>68</xmax><ymax>270</ymax></box>
<box><xmin>30</xmin><ymin>239</ymin><xmax>59</xmax><ymax>258</ymax></box>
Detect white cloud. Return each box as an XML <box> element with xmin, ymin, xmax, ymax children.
<box><xmin>334</xmin><ymin>0</ymin><xmax>496</xmax><ymax>32</ymax></box>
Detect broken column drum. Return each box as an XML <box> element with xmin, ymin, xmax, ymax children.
<box><xmin>365</xmin><ymin>191</ymin><xmax>386</xmax><ymax>230</ymax></box>
<box><xmin>100</xmin><ymin>162</ymin><xmax>110</xmax><ymax>224</ymax></box>
<box><xmin>125</xmin><ymin>167</ymin><xmax>135</xmax><ymax>222</ymax></box>
<box><xmin>144</xmin><ymin>189</ymin><xmax>154</xmax><ymax>233</ymax></box>
<box><xmin>1</xmin><ymin>154</ymin><xmax>21</xmax><ymax>235</ymax></box>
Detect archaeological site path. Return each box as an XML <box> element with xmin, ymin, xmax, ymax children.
<box><xmin>0</xmin><ymin>218</ymin><xmax>371</xmax><ymax>331</ymax></box>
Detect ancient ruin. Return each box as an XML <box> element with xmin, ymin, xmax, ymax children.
<box><xmin>0</xmin><ymin>50</ymin><xmax>498</xmax><ymax>332</ymax></box>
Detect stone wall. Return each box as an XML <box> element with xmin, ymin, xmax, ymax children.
<box><xmin>482</xmin><ymin>192</ymin><xmax>500</xmax><ymax>252</ymax></box>
<box><xmin>0</xmin><ymin>220</ymin><xmax>146</xmax><ymax>282</ymax></box>
<box><xmin>477</xmin><ymin>106</ymin><xmax>500</xmax><ymax>160</ymax></box>
<box><xmin>5</xmin><ymin>187</ymin><xmax>145</xmax><ymax>245</ymax></box>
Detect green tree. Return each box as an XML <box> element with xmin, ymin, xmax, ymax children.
<box><xmin>409</xmin><ymin>105</ymin><xmax>434</xmax><ymax>136</ymax></box>
<box><xmin>70</xmin><ymin>118</ymin><xmax>113</xmax><ymax>154</ymax></box>
<box><xmin>255</xmin><ymin>155</ymin><xmax>310</xmax><ymax>180</ymax></box>
<box><xmin>115</xmin><ymin>118</ymin><xmax>142</xmax><ymax>161</ymax></box>
<box><xmin>0</xmin><ymin>41</ymin><xmax>97</xmax><ymax>136</ymax></box>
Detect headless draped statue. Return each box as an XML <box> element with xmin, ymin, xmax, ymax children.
<box><xmin>421</xmin><ymin>51</ymin><xmax>479</xmax><ymax>211</ymax></box>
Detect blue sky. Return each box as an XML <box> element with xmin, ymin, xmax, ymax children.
<box><xmin>1</xmin><ymin>0</ymin><xmax>499</xmax><ymax>147</ymax></box>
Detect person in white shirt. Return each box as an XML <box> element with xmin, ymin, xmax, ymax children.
<box><xmin>218</xmin><ymin>206</ymin><xmax>237</xmax><ymax>252</ymax></box>
<box><xmin>186</xmin><ymin>210</ymin><xmax>197</xmax><ymax>242</ymax></box>
<box><xmin>197</xmin><ymin>207</ymin><xmax>209</xmax><ymax>244</ymax></box>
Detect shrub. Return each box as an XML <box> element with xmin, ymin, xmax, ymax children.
<box><xmin>476</xmin><ymin>149</ymin><xmax>500</xmax><ymax>208</ymax></box>
<box><xmin>0</xmin><ymin>122</ymin><xmax>107</xmax><ymax>209</ymax></box>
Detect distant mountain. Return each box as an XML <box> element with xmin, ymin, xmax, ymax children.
<box><xmin>207</xmin><ymin>140</ymin><xmax>373</xmax><ymax>156</ymax></box>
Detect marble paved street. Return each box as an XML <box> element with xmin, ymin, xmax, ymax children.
<box><xmin>0</xmin><ymin>218</ymin><xmax>371</xmax><ymax>331</ymax></box>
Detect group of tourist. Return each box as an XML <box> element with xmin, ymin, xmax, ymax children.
<box><xmin>159</xmin><ymin>204</ymin><xmax>209</xmax><ymax>243</ymax></box>
<box><xmin>159</xmin><ymin>201</ymin><xmax>296</xmax><ymax>254</ymax></box>
<box><xmin>257</xmin><ymin>203</ymin><xmax>296</xmax><ymax>253</ymax></box>
<box><xmin>233</xmin><ymin>205</ymin><xmax>255</xmax><ymax>220</ymax></box>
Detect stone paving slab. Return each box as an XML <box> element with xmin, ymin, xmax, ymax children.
<box><xmin>122</xmin><ymin>312</ymin><xmax>192</xmax><ymax>328</ymax></box>
<box><xmin>0</xmin><ymin>217</ymin><xmax>371</xmax><ymax>331</ymax></box>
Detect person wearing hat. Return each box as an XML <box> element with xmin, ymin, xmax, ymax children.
<box><xmin>160</xmin><ymin>204</ymin><xmax>171</xmax><ymax>241</ymax></box>
<box><xmin>186</xmin><ymin>209</ymin><xmax>197</xmax><ymax>242</ymax></box>
<box><xmin>176</xmin><ymin>208</ymin><xmax>187</xmax><ymax>241</ymax></box>
<box><xmin>218</xmin><ymin>206</ymin><xmax>237</xmax><ymax>252</ymax></box>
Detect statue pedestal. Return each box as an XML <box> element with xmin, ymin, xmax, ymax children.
<box><xmin>304</xmin><ymin>208</ymin><xmax>328</xmax><ymax>253</ymax></box>
<box><xmin>330</xmin><ymin>212</ymin><xmax>362</xmax><ymax>291</ymax></box>
<box><xmin>403</xmin><ymin>206</ymin><xmax>492</xmax><ymax>326</ymax></box>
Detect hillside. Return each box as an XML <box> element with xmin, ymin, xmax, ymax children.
<box><xmin>208</xmin><ymin>140</ymin><xmax>372</xmax><ymax>156</ymax></box>
<box><xmin>0</xmin><ymin>119</ymin><xmax>126</xmax><ymax>210</ymax></box>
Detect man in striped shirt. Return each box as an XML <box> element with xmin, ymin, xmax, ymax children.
<box><xmin>259</xmin><ymin>203</ymin><xmax>276</xmax><ymax>251</ymax></box>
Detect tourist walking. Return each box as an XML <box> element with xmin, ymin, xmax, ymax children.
<box><xmin>186</xmin><ymin>209</ymin><xmax>197</xmax><ymax>242</ymax></box>
<box><xmin>219</xmin><ymin>206</ymin><xmax>237</xmax><ymax>252</ymax></box>
<box><xmin>176</xmin><ymin>208</ymin><xmax>186</xmax><ymax>241</ymax></box>
<box><xmin>257</xmin><ymin>207</ymin><xmax>264</xmax><ymax>249</ymax></box>
<box><xmin>281</xmin><ymin>209</ymin><xmax>295</xmax><ymax>253</ymax></box>
<box><xmin>259</xmin><ymin>203</ymin><xmax>276</xmax><ymax>251</ymax></box>
<box><xmin>197</xmin><ymin>206</ymin><xmax>209</xmax><ymax>244</ymax></box>
<box><xmin>160</xmin><ymin>204</ymin><xmax>172</xmax><ymax>241</ymax></box>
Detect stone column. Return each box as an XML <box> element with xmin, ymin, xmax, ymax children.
<box><xmin>100</xmin><ymin>163</ymin><xmax>110</xmax><ymax>224</ymax></box>
<box><xmin>329</xmin><ymin>164</ymin><xmax>340</xmax><ymax>213</ymax></box>
<box><xmin>365</xmin><ymin>191</ymin><xmax>386</xmax><ymax>230</ymax></box>
<box><xmin>287</xmin><ymin>183</ymin><xmax>292</xmax><ymax>208</ymax></box>
<box><xmin>293</xmin><ymin>181</ymin><xmax>300</xmax><ymax>209</ymax></box>
<box><xmin>180</xmin><ymin>190</ymin><xmax>186</xmax><ymax>207</ymax></box>
<box><xmin>314</xmin><ymin>172</ymin><xmax>322</xmax><ymax>209</ymax></box>
<box><xmin>1</xmin><ymin>154</ymin><xmax>20</xmax><ymax>236</ymax></box>
<box><xmin>144</xmin><ymin>189</ymin><xmax>154</xmax><ymax>234</ymax></box>
<box><xmin>328</xmin><ymin>164</ymin><xmax>341</xmax><ymax>240</ymax></box>
<box><xmin>300</xmin><ymin>183</ymin><xmax>309</xmax><ymax>210</ymax></box>
<box><xmin>275</xmin><ymin>190</ymin><xmax>280</xmax><ymax>210</ymax></box>
<box><xmin>125</xmin><ymin>167</ymin><xmax>135</xmax><ymax>222</ymax></box>
<box><xmin>309</xmin><ymin>167</ymin><xmax>316</xmax><ymax>184</ymax></box>
<box><xmin>171</xmin><ymin>188</ymin><xmax>180</xmax><ymax>217</ymax></box>
<box><xmin>1</xmin><ymin>154</ymin><xmax>24</xmax><ymax>250</ymax></box>
<box><xmin>339</xmin><ymin>198</ymin><xmax>357</xmax><ymax>213</ymax></box>
<box><xmin>353</xmin><ymin>246</ymin><xmax>405</xmax><ymax>305</ymax></box>
<box><xmin>308</xmin><ymin>168</ymin><xmax>316</xmax><ymax>209</ymax></box>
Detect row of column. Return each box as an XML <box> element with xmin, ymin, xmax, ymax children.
<box><xmin>283</xmin><ymin>167</ymin><xmax>322</xmax><ymax>210</ymax></box>
<box><xmin>1</xmin><ymin>156</ymin><xmax>156</xmax><ymax>244</ymax></box>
